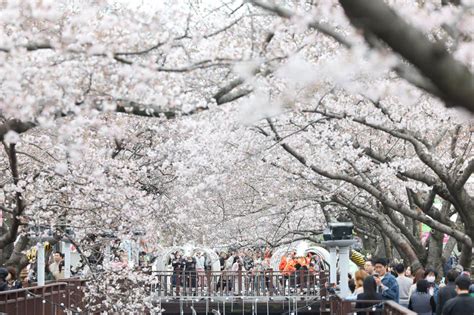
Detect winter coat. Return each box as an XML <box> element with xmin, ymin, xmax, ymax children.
<box><xmin>0</xmin><ymin>281</ymin><xmax>8</xmax><ymax>292</ymax></box>
<box><xmin>442</xmin><ymin>293</ymin><xmax>474</xmax><ymax>315</ymax></box>
<box><xmin>436</xmin><ymin>282</ymin><xmax>456</xmax><ymax>315</ymax></box>
<box><xmin>355</xmin><ymin>292</ymin><xmax>384</xmax><ymax>315</ymax></box>
<box><xmin>408</xmin><ymin>291</ymin><xmax>435</xmax><ymax>315</ymax></box>
<box><xmin>8</xmin><ymin>280</ymin><xmax>22</xmax><ymax>290</ymax></box>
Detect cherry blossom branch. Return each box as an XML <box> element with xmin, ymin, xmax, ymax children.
<box><xmin>0</xmin><ymin>144</ymin><xmax>24</xmax><ymax>248</ymax></box>
<box><xmin>249</xmin><ymin>0</ymin><xmax>351</xmax><ymax>47</ymax></box>
<box><xmin>0</xmin><ymin>41</ymin><xmax>53</xmax><ymax>53</ymax></box>
<box><xmin>249</xmin><ymin>0</ymin><xmax>470</xmax><ymax>110</ymax></box>
<box><xmin>309</xmin><ymin>108</ymin><xmax>453</xmax><ymax>188</ymax></box>
<box><xmin>333</xmin><ymin>194</ymin><xmax>423</xmax><ymax>265</ymax></box>
<box><xmin>339</xmin><ymin>0</ymin><xmax>474</xmax><ymax>112</ymax></box>
<box><xmin>263</xmin><ymin>118</ymin><xmax>472</xmax><ymax>248</ymax></box>
<box><xmin>456</xmin><ymin>158</ymin><xmax>474</xmax><ymax>189</ymax></box>
<box><xmin>0</xmin><ymin>205</ymin><xmax>14</xmax><ymax>214</ymax></box>
<box><xmin>0</xmin><ymin>120</ymin><xmax>37</xmax><ymax>142</ymax></box>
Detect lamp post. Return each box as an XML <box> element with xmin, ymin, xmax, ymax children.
<box><xmin>62</xmin><ymin>241</ymin><xmax>71</xmax><ymax>278</ymax></box>
<box><xmin>37</xmin><ymin>242</ymin><xmax>45</xmax><ymax>286</ymax></box>
<box><xmin>62</xmin><ymin>227</ymin><xmax>76</xmax><ymax>279</ymax></box>
<box><xmin>322</xmin><ymin>222</ymin><xmax>355</xmax><ymax>298</ymax></box>
<box><xmin>30</xmin><ymin>224</ymin><xmax>52</xmax><ymax>286</ymax></box>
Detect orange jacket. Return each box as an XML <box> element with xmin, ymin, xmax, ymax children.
<box><xmin>283</xmin><ymin>259</ymin><xmax>297</xmax><ymax>275</ymax></box>
<box><xmin>279</xmin><ymin>256</ymin><xmax>287</xmax><ymax>272</ymax></box>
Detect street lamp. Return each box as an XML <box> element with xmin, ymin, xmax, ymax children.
<box><xmin>321</xmin><ymin>222</ymin><xmax>355</xmax><ymax>298</ymax></box>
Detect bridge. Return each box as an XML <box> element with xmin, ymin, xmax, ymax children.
<box><xmin>148</xmin><ymin>270</ymin><xmax>415</xmax><ymax>315</ymax></box>
<box><xmin>0</xmin><ymin>272</ymin><xmax>416</xmax><ymax>314</ymax></box>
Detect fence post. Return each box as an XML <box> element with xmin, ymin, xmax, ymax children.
<box><xmin>238</xmin><ymin>270</ymin><xmax>242</xmax><ymax>295</ymax></box>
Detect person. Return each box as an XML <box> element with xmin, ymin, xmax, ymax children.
<box><xmin>326</xmin><ymin>282</ymin><xmax>337</xmax><ymax>295</ymax></box>
<box><xmin>231</xmin><ymin>256</ymin><xmax>245</xmax><ymax>294</ymax></box>
<box><xmin>395</xmin><ymin>263</ymin><xmax>413</xmax><ymax>307</ymax></box>
<box><xmin>0</xmin><ymin>268</ymin><xmax>9</xmax><ymax>291</ymax></box>
<box><xmin>355</xmin><ymin>276</ymin><xmax>383</xmax><ymax>315</ymax></box>
<box><xmin>436</xmin><ymin>269</ymin><xmax>459</xmax><ymax>315</ymax></box>
<box><xmin>409</xmin><ymin>268</ymin><xmax>426</xmax><ymax>297</ymax></box>
<box><xmin>405</xmin><ymin>266</ymin><xmax>413</xmax><ymax>279</ymax></box>
<box><xmin>262</xmin><ymin>255</ymin><xmax>274</xmax><ymax>293</ymax></box>
<box><xmin>349</xmin><ymin>278</ymin><xmax>356</xmax><ymax>294</ymax></box>
<box><xmin>283</xmin><ymin>252</ymin><xmax>297</xmax><ymax>288</ymax></box>
<box><xmin>346</xmin><ymin>270</ymin><xmax>368</xmax><ymax>300</ymax></box>
<box><xmin>6</xmin><ymin>266</ymin><xmax>22</xmax><ymax>289</ymax></box>
<box><xmin>373</xmin><ymin>258</ymin><xmax>399</xmax><ymax>303</ymax></box>
<box><xmin>49</xmin><ymin>251</ymin><xmax>64</xmax><ymax>280</ymax></box>
<box><xmin>111</xmin><ymin>250</ymin><xmax>128</xmax><ymax>270</ymax></box>
<box><xmin>388</xmin><ymin>263</ymin><xmax>398</xmax><ymax>278</ymax></box>
<box><xmin>195</xmin><ymin>252</ymin><xmax>205</xmax><ymax>287</ymax></box>
<box><xmin>252</xmin><ymin>252</ymin><xmax>265</xmax><ymax>292</ymax></box>
<box><xmin>442</xmin><ymin>275</ymin><xmax>474</xmax><ymax>315</ymax></box>
<box><xmin>44</xmin><ymin>264</ymin><xmax>55</xmax><ymax>281</ymax></box>
<box><xmin>408</xmin><ymin>279</ymin><xmax>436</xmax><ymax>315</ymax></box>
<box><xmin>184</xmin><ymin>256</ymin><xmax>197</xmax><ymax>290</ymax></box>
<box><xmin>354</xmin><ymin>270</ymin><xmax>368</xmax><ymax>294</ymax></box>
<box><xmin>424</xmin><ymin>268</ymin><xmax>439</xmax><ymax>305</ymax></box>
<box><xmin>364</xmin><ymin>259</ymin><xmax>375</xmax><ymax>276</ymax></box>
<box><xmin>171</xmin><ymin>252</ymin><xmax>185</xmax><ymax>287</ymax></box>
<box><xmin>27</xmin><ymin>262</ymin><xmax>54</xmax><ymax>283</ymax></box>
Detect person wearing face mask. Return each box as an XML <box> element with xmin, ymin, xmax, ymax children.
<box><xmin>424</xmin><ymin>268</ymin><xmax>439</xmax><ymax>306</ymax></box>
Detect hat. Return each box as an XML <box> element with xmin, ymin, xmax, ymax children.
<box><xmin>0</xmin><ymin>267</ymin><xmax>8</xmax><ymax>279</ymax></box>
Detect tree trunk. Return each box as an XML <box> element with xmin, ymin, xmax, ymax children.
<box><xmin>426</xmin><ymin>230</ymin><xmax>444</xmax><ymax>276</ymax></box>
<box><xmin>459</xmin><ymin>226</ymin><xmax>473</xmax><ymax>272</ymax></box>
<box><xmin>374</xmin><ymin>236</ymin><xmax>386</xmax><ymax>258</ymax></box>
<box><xmin>382</xmin><ymin>234</ymin><xmax>393</xmax><ymax>260</ymax></box>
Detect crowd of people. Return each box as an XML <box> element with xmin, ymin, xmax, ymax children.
<box><xmin>0</xmin><ymin>250</ymin><xmax>66</xmax><ymax>292</ymax></box>
<box><xmin>1</xmin><ymin>243</ymin><xmax>473</xmax><ymax>315</ymax></box>
<box><xmin>344</xmin><ymin>257</ymin><xmax>474</xmax><ymax>315</ymax></box>
<box><xmin>163</xmin><ymin>248</ymin><xmax>330</xmax><ymax>296</ymax></box>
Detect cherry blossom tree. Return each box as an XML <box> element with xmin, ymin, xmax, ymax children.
<box><xmin>0</xmin><ymin>0</ymin><xmax>473</xmax><ymax>311</ymax></box>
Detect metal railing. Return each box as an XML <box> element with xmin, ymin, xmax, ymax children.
<box><xmin>151</xmin><ymin>270</ymin><xmax>328</xmax><ymax>298</ymax></box>
<box><xmin>0</xmin><ymin>278</ymin><xmax>86</xmax><ymax>315</ymax></box>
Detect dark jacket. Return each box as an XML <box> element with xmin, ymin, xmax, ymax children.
<box><xmin>172</xmin><ymin>257</ymin><xmax>185</xmax><ymax>272</ymax></box>
<box><xmin>436</xmin><ymin>282</ymin><xmax>457</xmax><ymax>315</ymax></box>
<box><xmin>0</xmin><ymin>281</ymin><xmax>8</xmax><ymax>292</ymax></box>
<box><xmin>442</xmin><ymin>293</ymin><xmax>474</xmax><ymax>315</ymax></box>
<box><xmin>185</xmin><ymin>257</ymin><xmax>196</xmax><ymax>272</ymax></box>
<box><xmin>408</xmin><ymin>291</ymin><xmax>435</xmax><ymax>315</ymax></box>
<box><xmin>355</xmin><ymin>292</ymin><xmax>384</xmax><ymax>315</ymax></box>
<box><xmin>8</xmin><ymin>280</ymin><xmax>22</xmax><ymax>290</ymax></box>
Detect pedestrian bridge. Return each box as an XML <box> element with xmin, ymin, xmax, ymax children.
<box><xmin>151</xmin><ymin>270</ymin><xmax>325</xmax><ymax>297</ymax></box>
<box><xmin>0</xmin><ymin>273</ymin><xmax>416</xmax><ymax>314</ymax></box>
<box><xmin>149</xmin><ymin>270</ymin><xmax>415</xmax><ymax>315</ymax></box>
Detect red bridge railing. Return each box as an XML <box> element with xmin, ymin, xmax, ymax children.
<box><xmin>0</xmin><ymin>278</ymin><xmax>86</xmax><ymax>315</ymax></box>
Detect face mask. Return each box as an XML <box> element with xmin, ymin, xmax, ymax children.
<box><xmin>426</xmin><ymin>276</ymin><xmax>436</xmax><ymax>283</ymax></box>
